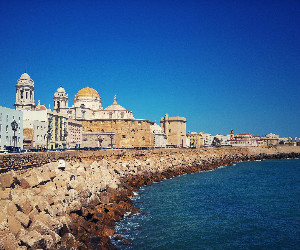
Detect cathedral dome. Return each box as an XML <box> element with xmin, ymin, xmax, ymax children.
<box><xmin>76</xmin><ymin>87</ymin><xmax>99</xmax><ymax>98</ymax></box>
<box><xmin>20</xmin><ymin>72</ymin><xmax>31</xmax><ymax>80</ymax></box>
<box><xmin>17</xmin><ymin>72</ymin><xmax>34</xmax><ymax>86</ymax></box>
<box><xmin>57</xmin><ymin>86</ymin><xmax>66</xmax><ymax>93</ymax></box>
<box><xmin>104</xmin><ymin>95</ymin><xmax>126</xmax><ymax>111</ymax></box>
<box><xmin>35</xmin><ymin>104</ymin><xmax>47</xmax><ymax>111</ymax></box>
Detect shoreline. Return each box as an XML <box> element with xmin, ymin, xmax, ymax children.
<box><xmin>0</xmin><ymin>147</ymin><xmax>300</xmax><ymax>249</ymax></box>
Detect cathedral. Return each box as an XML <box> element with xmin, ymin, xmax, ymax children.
<box><xmin>53</xmin><ymin>86</ymin><xmax>155</xmax><ymax>148</ymax></box>
<box><xmin>13</xmin><ymin>72</ymin><xmax>171</xmax><ymax>149</ymax></box>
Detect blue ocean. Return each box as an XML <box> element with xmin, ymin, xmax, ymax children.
<box><xmin>113</xmin><ymin>159</ymin><xmax>300</xmax><ymax>249</ymax></box>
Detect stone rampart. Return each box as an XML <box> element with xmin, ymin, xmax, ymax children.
<box><xmin>0</xmin><ymin>146</ymin><xmax>300</xmax><ymax>249</ymax></box>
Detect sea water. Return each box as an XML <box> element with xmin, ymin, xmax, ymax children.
<box><xmin>114</xmin><ymin>159</ymin><xmax>300</xmax><ymax>249</ymax></box>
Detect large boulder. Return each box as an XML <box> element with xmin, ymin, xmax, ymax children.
<box><xmin>0</xmin><ymin>172</ymin><xmax>15</xmax><ymax>188</ymax></box>
<box><xmin>0</xmin><ymin>229</ymin><xmax>19</xmax><ymax>250</ymax></box>
<box><xmin>7</xmin><ymin>216</ymin><xmax>23</xmax><ymax>235</ymax></box>
<box><xmin>15</xmin><ymin>211</ymin><xmax>30</xmax><ymax>228</ymax></box>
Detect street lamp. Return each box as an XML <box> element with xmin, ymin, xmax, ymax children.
<box><xmin>11</xmin><ymin>120</ymin><xmax>18</xmax><ymax>149</ymax></box>
<box><xmin>109</xmin><ymin>134</ymin><xmax>114</xmax><ymax>148</ymax></box>
<box><xmin>46</xmin><ymin>129</ymin><xmax>52</xmax><ymax>150</ymax></box>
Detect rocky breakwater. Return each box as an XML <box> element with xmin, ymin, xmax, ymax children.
<box><xmin>0</xmin><ymin>146</ymin><xmax>300</xmax><ymax>249</ymax></box>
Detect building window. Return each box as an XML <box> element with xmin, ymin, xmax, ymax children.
<box><xmin>0</xmin><ymin>113</ymin><xmax>2</xmax><ymax>121</ymax></box>
<box><xmin>6</xmin><ymin>125</ymin><xmax>8</xmax><ymax>132</ymax></box>
<box><xmin>109</xmin><ymin>113</ymin><xmax>113</xmax><ymax>119</ymax></box>
<box><xmin>169</xmin><ymin>129</ymin><xmax>171</xmax><ymax>133</ymax></box>
<box><xmin>121</xmin><ymin>113</ymin><xmax>124</xmax><ymax>118</ymax></box>
<box><xmin>122</xmin><ymin>135</ymin><xmax>126</xmax><ymax>138</ymax></box>
<box><xmin>6</xmin><ymin>115</ymin><xmax>8</xmax><ymax>122</ymax></box>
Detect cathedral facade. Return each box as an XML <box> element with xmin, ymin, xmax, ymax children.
<box><xmin>53</xmin><ymin>87</ymin><xmax>134</xmax><ymax>121</ymax></box>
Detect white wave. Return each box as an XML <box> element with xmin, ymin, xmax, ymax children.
<box><xmin>122</xmin><ymin>212</ymin><xmax>131</xmax><ymax>218</ymax></box>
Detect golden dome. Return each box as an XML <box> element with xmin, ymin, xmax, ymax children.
<box><xmin>76</xmin><ymin>87</ymin><xmax>99</xmax><ymax>98</ymax></box>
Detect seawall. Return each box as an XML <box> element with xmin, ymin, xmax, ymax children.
<box><xmin>0</xmin><ymin>146</ymin><xmax>300</xmax><ymax>249</ymax></box>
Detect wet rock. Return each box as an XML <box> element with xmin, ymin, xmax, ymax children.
<box><xmin>113</xmin><ymin>234</ymin><xmax>123</xmax><ymax>241</ymax></box>
<box><xmin>122</xmin><ymin>238</ymin><xmax>133</xmax><ymax>245</ymax></box>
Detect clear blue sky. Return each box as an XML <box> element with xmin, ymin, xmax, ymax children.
<box><xmin>0</xmin><ymin>0</ymin><xmax>299</xmax><ymax>137</ymax></box>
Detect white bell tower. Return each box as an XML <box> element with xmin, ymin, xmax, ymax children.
<box><xmin>54</xmin><ymin>86</ymin><xmax>68</xmax><ymax>112</ymax></box>
<box><xmin>14</xmin><ymin>72</ymin><xmax>35</xmax><ymax>111</ymax></box>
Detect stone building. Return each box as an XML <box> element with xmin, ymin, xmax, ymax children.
<box><xmin>81</xmin><ymin>132</ymin><xmax>115</xmax><ymax>148</ymax></box>
<box><xmin>229</xmin><ymin>131</ymin><xmax>266</xmax><ymax>147</ymax></box>
<box><xmin>54</xmin><ymin>86</ymin><xmax>154</xmax><ymax>148</ymax></box>
<box><xmin>14</xmin><ymin>73</ymin><xmax>35</xmax><ymax>111</ymax></box>
<box><xmin>0</xmin><ymin>106</ymin><xmax>23</xmax><ymax>150</ymax></box>
<box><xmin>67</xmin><ymin>119</ymin><xmax>83</xmax><ymax>148</ymax></box>
<box><xmin>215</xmin><ymin>134</ymin><xmax>231</xmax><ymax>146</ymax></box>
<box><xmin>160</xmin><ymin>114</ymin><xmax>187</xmax><ymax>147</ymax></box>
<box><xmin>260</xmin><ymin>133</ymin><xmax>280</xmax><ymax>146</ymax></box>
<box><xmin>186</xmin><ymin>132</ymin><xmax>205</xmax><ymax>147</ymax></box>
<box><xmin>150</xmin><ymin>123</ymin><xmax>167</xmax><ymax>148</ymax></box>
<box><xmin>81</xmin><ymin>119</ymin><xmax>154</xmax><ymax>148</ymax></box>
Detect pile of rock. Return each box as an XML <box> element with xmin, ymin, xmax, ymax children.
<box><xmin>1</xmin><ymin>146</ymin><xmax>300</xmax><ymax>249</ymax></box>
<box><xmin>0</xmin><ymin>159</ymin><xmax>123</xmax><ymax>249</ymax></box>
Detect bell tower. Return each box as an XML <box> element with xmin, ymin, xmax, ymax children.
<box><xmin>54</xmin><ymin>86</ymin><xmax>68</xmax><ymax>112</ymax></box>
<box><xmin>230</xmin><ymin>129</ymin><xmax>234</xmax><ymax>140</ymax></box>
<box><xmin>14</xmin><ymin>72</ymin><xmax>35</xmax><ymax>111</ymax></box>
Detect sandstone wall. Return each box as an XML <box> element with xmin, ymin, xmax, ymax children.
<box><xmin>81</xmin><ymin>119</ymin><xmax>155</xmax><ymax>148</ymax></box>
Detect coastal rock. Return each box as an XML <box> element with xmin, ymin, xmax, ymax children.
<box><xmin>0</xmin><ymin>147</ymin><xmax>300</xmax><ymax>249</ymax></box>
<box><xmin>7</xmin><ymin>216</ymin><xmax>23</xmax><ymax>235</ymax></box>
<box><xmin>122</xmin><ymin>238</ymin><xmax>133</xmax><ymax>245</ymax></box>
<box><xmin>0</xmin><ymin>229</ymin><xmax>19</xmax><ymax>250</ymax></box>
<box><xmin>0</xmin><ymin>189</ymin><xmax>11</xmax><ymax>200</ymax></box>
<box><xmin>15</xmin><ymin>211</ymin><xmax>30</xmax><ymax>228</ymax></box>
<box><xmin>0</xmin><ymin>172</ymin><xmax>15</xmax><ymax>188</ymax></box>
<box><xmin>18</xmin><ymin>229</ymin><xmax>43</xmax><ymax>248</ymax></box>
